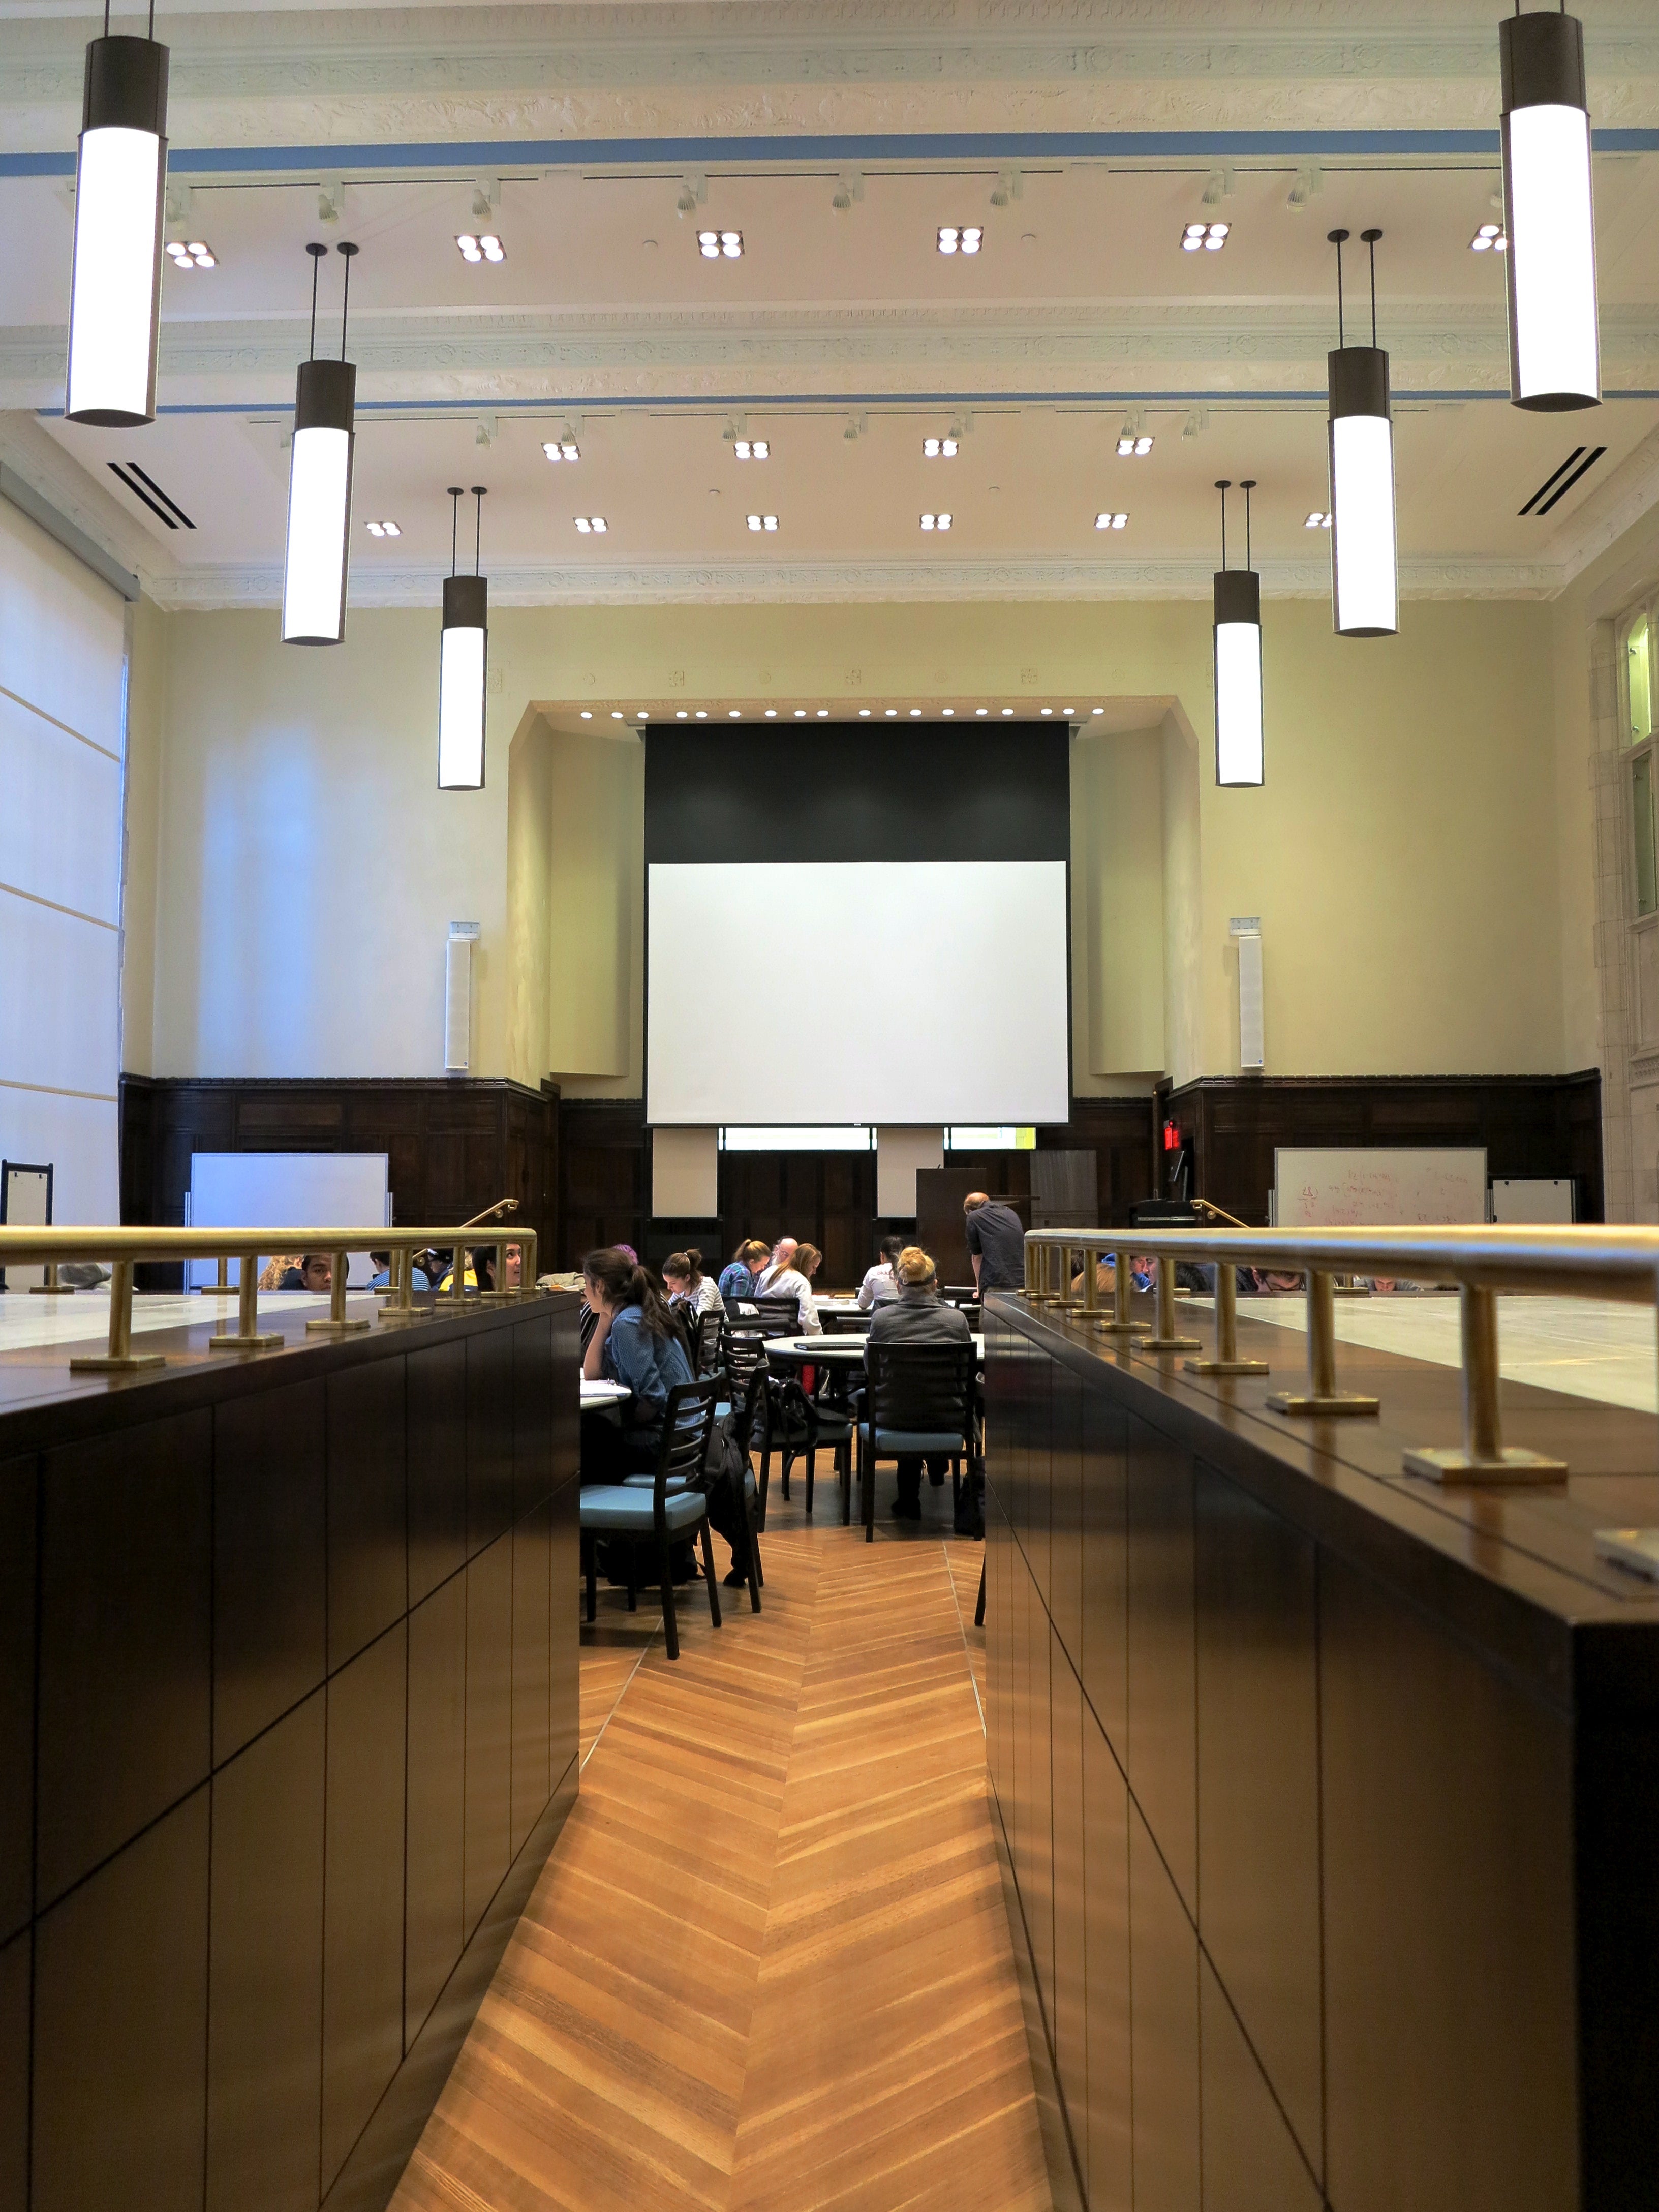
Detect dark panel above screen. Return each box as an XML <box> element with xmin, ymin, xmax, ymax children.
<box><xmin>644</xmin><ymin>722</ymin><xmax>1070</xmax><ymax>866</ymax></box>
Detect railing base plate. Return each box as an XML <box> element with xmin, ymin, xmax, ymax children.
<box><xmin>1186</xmin><ymin>1358</ymin><xmax>1270</xmax><ymax>1376</ymax></box>
<box><xmin>29</xmin><ymin>1285</ymin><xmax>75</xmax><ymax>1295</ymax></box>
<box><xmin>306</xmin><ymin>1317</ymin><xmax>373</xmax><ymax>1335</ymax></box>
<box><xmin>1402</xmin><ymin>1445</ymin><xmax>1566</xmax><ymax>1484</ymax></box>
<box><xmin>1267</xmin><ymin>1390</ymin><xmax>1380</xmax><ymax>1416</ymax></box>
<box><xmin>1140</xmin><ymin>1336</ymin><xmax>1203</xmax><ymax>1353</ymax></box>
<box><xmin>70</xmin><ymin>1351</ymin><xmax>165</xmax><ymax>1372</ymax></box>
<box><xmin>208</xmin><ymin>1332</ymin><xmax>284</xmax><ymax>1353</ymax></box>
<box><xmin>1091</xmin><ymin>1320</ymin><xmax>1149</xmax><ymax>1335</ymax></box>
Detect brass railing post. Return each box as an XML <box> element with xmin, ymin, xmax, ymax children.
<box><xmin>1267</xmin><ymin>1270</ymin><xmax>1378</xmax><ymax>1416</ymax></box>
<box><xmin>70</xmin><ymin>1258</ymin><xmax>165</xmax><ymax>1372</ymax></box>
<box><xmin>1092</xmin><ymin>1246</ymin><xmax>1146</xmax><ymax>1335</ymax></box>
<box><xmin>1403</xmin><ymin>1283</ymin><xmax>1564</xmax><ymax>1483</ymax></box>
<box><xmin>210</xmin><ymin>1249</ymin><xmax>283</xmax><ymax>1354</ymax></box>
<box><xmin>199</xmin><ymin>1254</ymin><xmax>233</xmax><ymax>1297</ymax></box>
<box><xmin>378</xmin><ymin>1241</ymin><xmax>431</xmax><ymax>1327</ymax></box>
<box><xmin>308</xmin><ymin>1247</ymin><xmax>371</xmax><ymax>1335</ymax></box>
<box><xmin>29</xmin><ymin>1259</ymin><xmax>70</xmax><ymax>1295</ymax></box>
<box><xmin>1185</xmin><ymin>1257</ymin><xmax>1269</xmax><ymax>1377</ymax></box>
<box><xmin>1139</xmin><ymin>1255</ymin><xmax>1202</xmax><ymax>1354</ymax></box>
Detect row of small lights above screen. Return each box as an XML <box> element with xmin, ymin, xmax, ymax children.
<box><xmin>575</xmin><ymin>705</ymin><xmax>1115</xmax><ymax>721</ymax></box>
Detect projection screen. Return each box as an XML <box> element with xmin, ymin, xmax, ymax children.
<box><xmin>644</xmin><ymin>722</ymin><xmax>1070</xmax><ymax>1127</ymax></box>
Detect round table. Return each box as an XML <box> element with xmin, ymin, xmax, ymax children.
<box><xmin>580</xmin><ymin>1379</ymin><xmax>631</xmax><ymax>1408</ymax></box>
<box><xmin>763</xmin><ymin>1334</ymin><xmax>985</xmax><ymax>1364</ymax></box>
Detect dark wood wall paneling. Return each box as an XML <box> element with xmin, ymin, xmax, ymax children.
<box><xmin>0</xmin><ymin>1298</ymin><xmax>582</xmax><ymax>2212</ymax></box>
<box><xmin>556</xmin><ymin>1097</ymin><xmax>1159</xmax><ymax>1278</ymax></box>
<box><xmin>1161</xmin><ymin>1072</ymin><xmax>1604</xmax><ymax>1225</ymax></box>
<box><xmin>119</xmin><ymin>1077</ymin><xmax>559</xmax><ymax>1289</ymax></box>
<box><xmin>984</xmin><ymin>1302</ymin><xmax>1621</xmax><ymax>2212</ymax></box>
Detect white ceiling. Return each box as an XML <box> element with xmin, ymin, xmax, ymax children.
<box><xmin>1</xmin><ymin>0</ymin><xmax>1656</xmax><ymax>605</ymax></box>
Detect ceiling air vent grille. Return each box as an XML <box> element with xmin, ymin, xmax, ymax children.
<box><xmin>1518</xmin><ymin>445</ymin><xmax>1608</xmax><ymax>519</ymax></box>
<box><xmin>107</xmin><ymin>460</ymin><xmax>196</xmax><ymax>530</ymax></box>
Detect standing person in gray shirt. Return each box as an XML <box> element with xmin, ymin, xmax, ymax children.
<box><xmin>963</xmin><ymin>1191</ymin><xmax>1025</xmax><ymax>1292</ymax></box>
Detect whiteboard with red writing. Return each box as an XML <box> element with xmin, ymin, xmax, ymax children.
<box><xmin>1273</xmin><ymin>1149</ymin><xmax>1488</xmax><ymax>1230</ymax></box>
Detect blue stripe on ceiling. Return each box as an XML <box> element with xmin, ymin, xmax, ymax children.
<box><xmin>36</xmin><ymin>390</ymin><xmax>1659</xmax><ymax>417</ymax></box>
<box><xmin>5</xmin><ymin>126</ymin><xmax>1659</xmax><ymax>178</ymax></box>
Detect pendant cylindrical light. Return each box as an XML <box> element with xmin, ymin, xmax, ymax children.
<box><xmin>65</xmin><ymin>32</ymin><xmax>169</xmax><ymax>426</ymax></box>
<box><xmin>282</xmin><ymin>243</ymin><xmax>358</xmax><ymax>646</ymax></box>
<box><xmin>439</xmin><ymin>486</ymin><xmax>488</xmax><ymax>790</ymax></box>
<box><xmin>1500</xmin><ymin>8</ymin><xmax>1600</xmax><ymax>411</ymax></box>
<box><xmin>1213</xmin><ymin>479</ymin><xmax>1263</xmax><ymax>787</ymax></box>
<box><xmin>1327</xmin><ymin>228</ymin><xmax>1398</xmax><ymax>639</ymax></box>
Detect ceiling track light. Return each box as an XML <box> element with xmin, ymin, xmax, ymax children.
<box><xmin>439</xmin><ymin>486</ymin><xmax>487</xmax><ymax>791</ymax></box>
<box><xmin>1326</xmin><ymin>227</ymin><xmax>1398</xmax><ymax>639</ymax></box>
<box><xmin>282</xmin><ymin>240</ymin><xmax>358</xmax><ymax>646</ymax></box>
<box><xmin>1213</xmin><ymin>479</ymin><xmax>1264</xmax><ymax>788</ymax></box>
<box><xmin>66</xmin><ymin>11</ymin><xmax>169</xmax><ymax>424</ymax></box>
<box><xmin>1500</xmin><ymin>6</ymin><xmax>1600</xmax><ymax>410</ymax></box>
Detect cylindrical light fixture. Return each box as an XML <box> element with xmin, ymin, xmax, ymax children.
<box><xmin>65</xmin><ymin>24</ymin><xmax>169</xmax><ymax>426</ymax></box>
<box><xmin>439</xmin><ymin>486</ymin><xmax>488</xmax><ymax>789</ymax></box>
<box><xmin>1327</xmin><ymin>227</ymin><xmax>1398</xmax><ymax>639</ymax></box>
<box><xmin>1213</xmin><ymin>479</ymin><xmax>1264</xmax><ymax>787</ymax></box>
<box><xmin>282</xmin><ymin>242</ymin><xmax>358</xmax><ymax>646</ymax></box>
<box><xmin>1500</xmin><ymin>8</ymin><xmax>1600</xmax><ymax>411</ymax></box>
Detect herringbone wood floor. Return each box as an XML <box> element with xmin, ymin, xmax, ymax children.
<box><xmin>391</xmin><ymin>1479</ymin><xmax>1047</xmax><ymax>2212</ymax></box>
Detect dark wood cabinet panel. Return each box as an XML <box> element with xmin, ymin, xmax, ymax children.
<box><xmin>1082</xmin><ymin>1711</ymin><xmax>1131</xmax><ymax>2212</ymax></box>
<box><xmin>1008</xmin><ymin>1542</ymin><xmax>1028</xmax><ymax>1932</ymax></box>
<box><xmin>32</xmin><ymin>1789</ymin><xmax>210</xmax><ymax>2212</ymax></box>
<box><xmin>1079</xmin><ymin>1389</ymin><xmax>1127</xmax><ymax>1762</ymax></box>
<box><xmin>1128</xmin><ymin>1800</ymin><xmax>1201</xmax><ymax>2212</ymax></box>
<box><xmin>0</xmin><ymin>1457</ymin><xmax>36</xmax><ymax>1942</ymax></box>
<box><xmin>322</xmin><ymin>1627</ymin><xmax>408</xmax><ymax>2196</ymax></box>
<box><xmin>406</xmin><ymin>1340</ymin><xmax>468</xmax><ymax>1609</ymax></box>
<box><xmin>326</xmin><ymin>1362</ymin><xmax>408</xmax><ymax>1673</ymax></box>
<box><xmin>405</xmin><ymin>1576</ymin><xmax>467</xmax><ymax>2055</ymax></box>
<box><xmin>1125</xmin><ymin>1418</ymin><xmax>1197</xmax><ymax>1918</ymax></box>
<box><xmin>37</xmin><ymin>1414</ymin><xmax>212</xmax><ymax>1908</ymax></box>
<box><xmin>466</xmin><ymin>1327</ymin><xmax>515</xmax><ymax>1557</ymax></box>
<box><xmin>1193</xmin><ymin>1465</ymin><xmax>1323</xmax><ymax>2180</ymax></box>
<box><xmin>1049</xmin><ymin>1366</ymin><xmax>1083</xmax><ymax>1668</ymax></box>
<box><xmin>1026</xmin><ymin>1355</ymin><xmax>1053</xmax><ymax>1613</ymax></box>
<box><xmin>512</xmin><ymin>1314</ymin><xmax>556</xmax><ymax>1521</ymax></box>
<box><xmin>549</xmin><ymin>1477</ymin><xmax>581</xmax><ymax>1791</ymax></box>
<box><xmin>1028</xmin><ymin>1573</ymin><xmax>1055</xmax><ymax>2038</ymax></box>
<box><xmin>1198</xmin><ymin>1955</ymin><xmax>1322</xmax><ymax>2212</ymax></box>
<box><xmin>214</xmin><ymin>1381</ymin><xmax>328</xmax><ymax>1765</ymax></box>
<box><xmin>1321</xmin><ymin>1554</ymin><xmax>1577</xmax><ymax>2212</ymax></box>
<box><xmin>1050</xmin><ymin>1630</ymin><xmax>1087</xmax><ymax>2171</ymax></box>
<box><xmin>511</xmin><ymin>1498</ymin><xmax>553</xmax><ymax>1858</ymax></box>
<box><xmin>464</xmin><ymin>1535</ymin><xmax>514</xmax><ymax>1938</ymax></box>
<box><xmin>207</xmin><ymin>1694</ymin><xmax>326</xmax><ymax>2212</ymax></box>
<box><xmin>0</xmin><ymin>1933</ymin><xmax>26</xmax><ymax>2212</ymax></box>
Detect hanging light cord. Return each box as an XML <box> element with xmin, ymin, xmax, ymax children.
<box><xmin>1241</xmin><ymin>480</ymin><xmax>1254</xmax><ymax>571</ymax></box>
<box><xmin>472</xmin><ymin>487</ymin><xmax>486</xmax><ymax>574</ymax></box>
<box><xmin>304</xmin><ymin>242</ymin><xmax>326</xmax><ymax>362</ymax></box>
<box><xmin>337</xmin><ymin>241</ymin><xmax>358</xmax><ymax>361</ymax></box>
<box><xmin>1362</xmin><ymin>228</ymin><xmax>1384</xmax><ymax>349</ymax></box>
<box><xmin>448</xmin><ymin>488</ymin><xmax>462</xmax><ymax>578</ymax></box>
<box><xmin>1329</xmin><ymin>228</ymin><xmax>1349</xmax><ymax>349</ymax></box>
<box><xmin>1215</xmin><ymin>479</ymin><xmax>1231</xmax><ymax>570</ymax></box>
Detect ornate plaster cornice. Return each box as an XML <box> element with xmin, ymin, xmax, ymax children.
<box><xmin>2</xmin><ymin>1</ymin><xmax>1657</xmax><ymax>153</ymax></box>
<box><xmin>7</xmin><ymin>301</ymin><xmax>1657</xmax><ymax>409</ymax></box>
<box><xmin>146</xmin><ymin>546</ymin><xmax>1566</xmax><ymax>612</ymax></box>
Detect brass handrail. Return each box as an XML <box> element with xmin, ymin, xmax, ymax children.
<box><xmin>1020</xmin><ymin>1224</ymin><xmax>1659</xmax><ymax>1487</ymax></box>
<box><xmin>0</xmin><ymin>1225</ymin><xmax>539</xmax><ymax>1374</ymax></box>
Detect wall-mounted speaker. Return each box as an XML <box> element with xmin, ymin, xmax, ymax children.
<box><xmin>445</xmin><ymin>922</ymin><xmax>479</xmax><ymax>1071</ymax></box>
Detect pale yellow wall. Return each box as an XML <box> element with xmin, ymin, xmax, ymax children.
<box><xmin>121</xmin><ymin>592</ymin><xmax>167</xmax><ymax>1077</ymax></box>
<box><xmin>504</xmin><ymin>713</ymin><xmax>552</xmax><ymax>1086</ymax></box>
<box><xmin>129</xmin><ymin>591</ymin><xmax>1574</xmax><ymax>1093</ymax></box>
<box><xmin>1072</xmin><ymin>724</ymin><xmax>1166</xmax><ymax>1086</ymax></box>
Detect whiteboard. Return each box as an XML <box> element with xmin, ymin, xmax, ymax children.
<box><xmin>185</xmin><ymin>1152</ymin><xmax>391</xmax><ymax>1287</ymax></box>
<box><xmin>1273</xmin><ymin>1148</ymin><xmax>1488</xmax><ymax>1231</ymax></box>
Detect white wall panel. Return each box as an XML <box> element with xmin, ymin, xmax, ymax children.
<box><xmin>0</xmin><ymin>691</ymin><xmax>123</xmax><ymax>923</ymax></box>
<box><xmin>0</xmin><ymin>1087</ymin><xmax>119</xmax><ymax>1223</ymax></box>
<box><xmin>0</xmin><ymin>893</ymin><xmax>121</xmax><ymax>1098</ymax></box>
<box><xmin>0</xmin><ymin>498</ymin><xmax>126</xmax><ymax>751</ymax></box>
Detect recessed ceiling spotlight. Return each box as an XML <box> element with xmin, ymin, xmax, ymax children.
<box><xmin>166</xmin><ymin>239</ymin><xmax>216</xmax><ymax>269</ymax></box>
<box><xmin>677</xmin><ymin>709</ymin><xmax>688</xmax><ymax>718</ymax></box>
<box><xmin>733</xmin><ymin>438</ymin><xmax>770</xmax><ymax>459</ymax></box>
<box><xmin>794</xmin><ymin>708</ymin><xmax>806</xmax><ymax>717</ymax></box>
<box><xmin>456</xmin><ymin>232</ymin><xmax>504</xmax><ymax>264</ymax></box>
<box><xmin>1182</xmin><ymin>220</ymin><xmax>1231</xmax><ymax>253</ymax></box>
<box><xmin>1095</xmin><ymin>511</ymin><xmax>1129</xmax><ymax>530</ymax></box>
<box><xmin>542</xmin><ymin>439</ymin><xmax>580</xmax><ymax>462</ymax></box>
<box><xmin>909</xmin><ymin>707</ymin><xmax>922</xmax><ymax>717</ymax></box>
<box><xmin>885</xmin><ymin>708</ymin><xmax>898</xmax><ymax>717</ymax></box>
<box><xmin>746</xmin><ymin>513</ymin><xmax>779</xmax><ymax>531</ymax></box>
<box><xmin>764</xmin><ymin>708</ymin><xmax>777</xmax><ymax>717</ymax></box>
<box><xmin>638</xmin><ymin>710</ymin><xmax>650</xmax><ymax>719</ymax></box>
<box><xmin>923</xmin><ymin>437</ymin><xmax>959</xmax><ymax>458</ymax></box>
<box><xmin>698</xmin><ymin>228</ymin><xmax>743</xmax><ymax>259</ymax></box>
<box><xmin>573</xmin><ymin>516</ymin><xmax>608</xmax><ymax>533</ymax></box>
<box><xmin>1304</xmin><ymin>509</ymin><xmax>1333</xmax><ymax>529</ymax></box>
<box><xmin>611</xmin><ymin>711</ymin><xmax>623</xmax><ymax>719</ymax></box>
<box><xmin>695</xmin><ymin>709</ymin><xmax>708</xmax><ymax>718</ymax></box>
<box><xmin>975</xmin><ymin>706</ymin><xmax>988</xmax><ymax>716</ymax></box>
<box><xmin>364</xmin><ymin>519</ymin><xmax>401</xmax><ymax>538</ymax></box>
<box><xmin>1091</xmin><ymin>706</ymin><xmax>1104</xmax><ymax>715</ymax></box>
<box><xmin>937</xmin><ymin>225</ymin><xmax>983</xmax><ymax>255</ymax></box>
<box><xmin>859</xmin><ymin>707</ymin><xmax>872</xmax><ymax>716</ymax></box>
<box><xmin>1040</xmin><ymin>706</ymin><xmax>1053</xmax><ymax>716</ymax></box>
<box><xmin>920</xmin><ymin>512</ymin><xmax>953</xmax><ymax>530</ymax></box>
<box><xmin>580</xmin><ymin>710</ymin><xmax>592</xmax><ymax>718</ymax></box>
<box><xmin>1116</xmin><ymin>434</ymin><xmax>1155</xmax><ymax>457</ymax></box>
<box><xmin>816</xmin><ymin>708</ymin><xmax>828</xmax><ymax>717</ymax></box>
<box><xmin>1001</xmin><ymin>706</ymin><xmax>1013</xmax><ymax>716</ymax></box>
<box><xmin>1470</xmin><ymin>222</ymin><xmax>1508</xmax><ymax>254</ymax></box>
<box><xmin>728</xmin><ymin>708</ymin><xmax>742</xmax><ymax>717</ymax></box>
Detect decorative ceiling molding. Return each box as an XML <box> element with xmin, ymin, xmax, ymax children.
<box><xmin>7</xmin><ymin>301</ymin><xmax>1658</xmax><ymax>409</ymax></box>
<box><xmin>2</xmin><ymin>1</ymin><xmax>1656</xmax><ymax>151</ymax></box>
<box><xmin>146</xmin><ymin>547</ymin><xmax>1565</xmax><ymax>612</ymax></box>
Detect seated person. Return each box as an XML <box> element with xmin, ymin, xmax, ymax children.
<box><xmin>663</xmin><ymin>1247</ymin><xmax>724</xmax><ymax>1319</ymax></box>
<box><xmin>762</xmin><ymin>1242</ymin><xmax>823</xmax><ymax>1334</ymax></box>
<box><xmin>719</xmin><ymin>1239</ymin><xmax>770</xmax><ymax>1299</ymax></box>
<box><xmin>753</xmin><ymin>1237</ymin><xmax>798</xmax><ymax>1294</ymax></box>
<box><xmin>431</xmin><ymin>1246</ymin><xmax>479</xmax><ymax>1292</ymax></box>
<box><xmin>856</xmin><ymin>1234</ymin><xmax>907</xmax><ymax>1311</ymax></box>
<box><xmin>580</xmin><ymin>1246</ymin><xmax>697</xmax><ymax>1482</ymax></box>
<box><xmin>259</xmin><ymin>1253</ymin><xmax>302</xmax><ymax>1291</ymax></box>
<box><xmin>279</xmin><ymin>1254</ymin><xmax>331</xmax><ymax>1293</ymax></box>
<box><xmin>865</xmin><ymin>1246</ymin><xmax>972</xmax><ymax>1520</ymax></box>
<box><xmin>368</xmin><ymin>1249</ymin><xmax>431</xmax><ymax>1292</ymax></box>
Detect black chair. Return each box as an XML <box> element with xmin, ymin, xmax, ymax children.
<box><xmin>579</xmin><ymin>1378</ymin><xmax>724</xmax><ymax>1660</ymax></box>
<box><xmin>771</xmin><ymin>1368</ymin><xmax>853</xmax><ymax>1516</ymax></box>
<box><xmin>821</xmin><ymin>1307</ymin><xmax>874</xmax><ymax>1336</ymax></box>
<box><xmin>694</xmin><ymin>1305</ymin><xmax>724</xmax><ymax>1378</ymax></box>
<box><xmin>856</xmin><ymin>1340</ymin><xmax>978</xmax><ymax>1542</ymax></box>
<box><xmin>749</xmin><ymin>1297</ymin><xmax>804</xmax><ymax>1337</ymax></box>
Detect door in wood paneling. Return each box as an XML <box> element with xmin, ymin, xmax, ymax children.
<box><xmin>325</xmin><ymin>1362</ymin><xmax>408</xmax><ymax>1673</ymax></box>
<box><xmin>214</xmin><ymin>1380</ymin><xmax>327</xmax><ymax>1765</ymax></box>
<box><xmin>512</xmin><ymin>1313</ymin><xmax>556</xmax><ymax>1521</ymax></box>
<box><xmin>32</xmin><ymin>1790</ymin><xmax>210</xmax><ymax>2212</ymax></box>
<box><xmin>406</xmin><ymin>1339</ymin><xmax>468</xmax><ymax>1608</ymax></box>
<box><xmin>207</xmin><ymin>1693</ymin><xmax>325</xmax><ymax>2212</ymax></box>
<box><xmin>465</xmin><ymin>1327</ymin><xmax>515</xmax><ymax>1557</ymax></box>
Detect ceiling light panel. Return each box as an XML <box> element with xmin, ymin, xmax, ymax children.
<box><xmin>1304</xmin><ymin>510</ymin><xmax>1332</xmax><ymax>529</ymax></box>
<box><xmin>455</xmin><ymin>233</ymin><xmax>505</xmax><ymax>263</ymax></box>
<box><xmin>698</xmin><ymin>229</ymin><xmax>744</xmax><ymax>258</ymax></box>
<box><xmin>937</xmin><ymin>226</ymin><xmax>984</xmax><ymax>255</ymax></box>
<box><xmin>920</xmin><ymin>512</ymin><xmax>952</xmax><ymax>530</ymax></box>
<box><xmin>923</xmin><ymin>437</ymin><xmax>959</xmax><ymax>458</ymax></box>
<box><xmin>542</xmin><ymin>439</ymin><xmax>580</xmax><ymax>461</ymax></box>
<box><xmin>1470</xmin><ymin>223</ymin><xmax>1509</xmax><ymax>254</ymax></box>
<box><xmin>1094</xmin><ymin>512</ymin><xmax>1128</xmax><ymax>530</ymax></box>
<box><xmin>1182</xmin><ymin>221</ymin><xmax>1231</xmax><ymax>252</ymax></box>
<box><xmin>364</xmin><ymin>519</ymin><xmax>401</xmax><ymax>537</ymax></box>
<box><xmin>1117</xmin><ymin>434</ymin><xmax>1155</xmax><ymax>457</ymax></box>
<box><xmin>746</xmin><ymin>513</ymin><xmax>779</xmax><ymax>531</ymax></box>
<box><xmin>573</xmin><ymin>515</ymin><xmax>608</xmax><ymax>533</ymax></box>
<box><xmin>734</xmin><ymin>439</ymin><xmax>770</xmax><ymax>459</ymax></box>
<box><xmin>165</xmin><ymin>239</ymin><xmax>216</xmax><ymax>270</ymax></box>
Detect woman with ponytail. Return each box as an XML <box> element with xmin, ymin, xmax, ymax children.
<box><xmin>580</xmin><ymin>1245</ymin><xmax>694</xmax><ymax>1483</ymax></box>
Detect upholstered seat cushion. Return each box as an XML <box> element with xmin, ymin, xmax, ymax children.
<box><xmin>580</xmin><ymin>1485</ymin><xmax>710</xmax><ymax>1530</ymax></box>
<box><xmin>623</xmin><ymin>1468</ymin><xmax>756</xmax><ymax>1496</ymax></box>
<box><xmin>858</xmin><ymin>1425</ymin><xmax>965</xmax><ymax>1454</ymax></box>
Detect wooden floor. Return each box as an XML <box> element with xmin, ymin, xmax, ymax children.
<box><xmin>391</xmin><ymin>1474</ymin><xmax>1048</xmax><ymax>2212</ymax></box>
